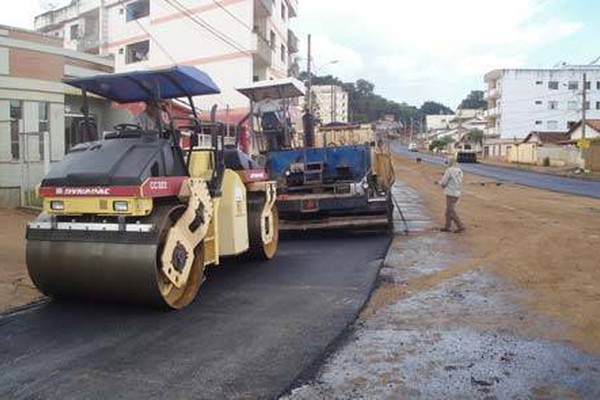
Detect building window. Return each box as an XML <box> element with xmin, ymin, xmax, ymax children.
<box><xmin>535</xmin><ymin>120</ymin><xmax>542</xmax><ymax>125</ymax></box>
<box><xmin>547</xmin><ymin>121</ymin><xmax>558</xmax><ymax>130</ymax></box>
<box><xmin>548</xmin><ymin>101</ymin><xmax>558</xmax><ymax>110</ymax></box>
<box><xmin>596</xmin><ymin>101</ymin><xmax>600</xmax><ymax>110</ymax></box>
<box><xmin>568</xmin><ymin>81</ymin><xmax>578</xmax><ymax>90</ymax></box>
<box><xmin>535</xmin><ymin>80</ymin><xmax>543</xmax><ymax>85</ymax></box>
<box><xmin>597</xmin><ymin>82</ymin><xmax>600</xmax><ymax>90</ymax></box>
<box><xmin>584</xmin><ymin>101</ymin><xmax>590</xmax><ymax>110</ymax></box>
<box><xmin>281</xmin><ymin>3</ymin><xmax>286</xmax><ymax>20</ymax></box>
<box><xmin>125</xmin><ymin>40</ymin><xmax>149</xmax><ymax>64</ymax></box>
<box><xmin>126</xmin><ymin>0</ymin><xmax>150</xmax><ymax>22</ymax></box>
<box><xmin>38</xmin><ymin>102</ymin><xmax>50</xmax><ymax>160</ymax></box>
<box><xmin>10</xmin><ymin>100</ymin><xmax>22</xmax><ymax>160</ymax></box>
<box><xmin>280</xmin><ymin>44</ymin><xmax>286</xmax><ymax>62</ymax></box>
<box><xmin>535</xmin><ymin>100</ymin><xmax>542</xmax><ymax>105</ymax></box>
<box><xmin>70</xmin><ymin>24</ymin><xmax>80</xmax><ymax>40</ymax></box>
<box><xmin>568</xmin><ymin>101</ymin><xmax>578</xmax><ymax>110</ymax></box>
<box><xmin>585</xmin><ymin>81</ymin><xmax>591</xmax><ymax>90</ymax></box>
<box><xmin>270</xmin><ymin>30</ymin><xmax>276</xmax><ymax>49</ymax></box>
<box><xmin>548</xmin><ymin>81</ymin><xmax>559</xmax><ymax>90</ymax></box>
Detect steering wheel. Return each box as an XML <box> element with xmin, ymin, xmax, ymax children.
<box><xmin>114</xmin><ymin>123</ymin><xmax>143</xmax><ymax>131</ymax></box>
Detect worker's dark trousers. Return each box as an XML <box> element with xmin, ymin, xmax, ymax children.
<box><xmin>444</xmin><ymin>195</ymin><xmax>464</xmax><ymax>230</ymax></box>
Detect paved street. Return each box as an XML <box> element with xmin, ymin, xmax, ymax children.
<box><xmin>0</xmin><ymin>234</ymin><xmax>389</xmax><ymax>400</ymax></box>
<box><xmin>394</xmin><ymin>144</ymin><xmax>600</xmax><ymax>199</ymax></box>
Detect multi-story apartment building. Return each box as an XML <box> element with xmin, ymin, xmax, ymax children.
<box><xmin>484</xmin><ymin>65</ymin><xmax>600</xmax><ymax>138</ymax></box>
<box><xmin>312</xmin><ymin>85</ymin><xmax>348</xmax><ymax>124</ymax></box>
<box><xmin>34</xmin><ymin>0</ymin><xmax>300</xmax><ymax>120</ymax></box>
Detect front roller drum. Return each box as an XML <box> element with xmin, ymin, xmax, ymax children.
<box><xmin>247</xmin><ymin>193</ymin><xmax>279</xmax><ymax>260</ymax></box>
<box><xmin>26</xmin><ymin>206</ymin><xmax>205</xmax><ymax>309</ymax></box>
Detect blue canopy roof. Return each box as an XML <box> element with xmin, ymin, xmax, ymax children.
<box><xmin>63</xmin><ymin>65</ymin><xmax>221</xmax><ymax>103</ymax></box>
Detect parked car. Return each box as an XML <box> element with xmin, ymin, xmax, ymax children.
<box><xmin>408</xmin><ymin>142</ymin><xmax>418</xmax><ymax>152</ymax></box>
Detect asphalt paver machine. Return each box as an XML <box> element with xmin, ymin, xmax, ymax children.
<box><xmin>26</xmin><ymin>66</ymin><xmax>278</xmax><ymax>309</ymax></box>
<box><xmin>236</xmin><ymin>79</ymin><xmax>395</xmax><ymax>232</ymax></box>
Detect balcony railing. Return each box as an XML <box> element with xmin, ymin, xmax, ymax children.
<box><xmin>285</xmin><ymin>0</ymin><xmax>298</xmax><ymax>17</ymax></box>
<box><xmin>253</xmin><ymin>33</ymin><xmax>272</xmax><ymax>66</ymax></box>
<box><xmin>288</xmin><ymin>29</ymin><xmax>299</xmax><ymax>54</ymax></box>
<box><xmin>255</xmin><ymin>0</ymin><xmax>273</xmax><ymax>17</ymax></box>
<box><xmin>76</xmin><ymin>35</ymin><xmax>100</xmax><ymax>53</ymax></box>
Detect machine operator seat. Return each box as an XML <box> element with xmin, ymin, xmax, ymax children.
<box><xmin>223</xmin><ymin>148</ymin><xmax>260</xmax><ymax>171</ymax></box>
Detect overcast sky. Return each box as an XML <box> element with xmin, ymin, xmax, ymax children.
<box><xmin>4</xmin><ymin>0</ymin><xmax>598</xmax><ymax>109</ymax></box>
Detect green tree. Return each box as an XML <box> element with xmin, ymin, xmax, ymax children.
<box><xmin>420</xmin><ymin>101</ymin><xmax>454</xmax><ymax>115</ymax></box>
<box><xmin>429</xmin><ymin>136</ymin><xmax>454</xmax><ymax>152</ymax></box>
<box><xmin>459</xmin><ymin>90</ymin><xmax>486</xmax><ymax>109</ymax></box>
<box><xmin>465</xmin><ymin>129</ymin><xmax>484</xmax><ymax>145</ymax></box>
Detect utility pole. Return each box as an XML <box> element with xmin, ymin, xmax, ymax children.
<box><xmin>582</xmin><ymin>72</ymin><xmax>587</xmax><ymax>139</ymax></box>
<box><xmin>330</xmin><ymin>84</ymin><xmax>334</xmax><ymax>123</ymax></box>
<box><xmin>306</xmin><ymin>34</ymin><xmax>312</xmax><ymax>113</ymax></box>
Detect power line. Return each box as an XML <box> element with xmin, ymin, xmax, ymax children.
<box><xmin>210</xmin><ymin>0</ymin><xmax>254</xmax><ymax>33</ymax></box>
<box><xmin>162</xmin><ymin>0</ymin><xmax>252</xmax><ymax>56</ymax></box>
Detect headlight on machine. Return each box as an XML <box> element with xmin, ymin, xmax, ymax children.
<box><xmin>50</xmin><ymin>200</ymin><xmax>64</xmax><ymax>211</ymax></box>
<box><xmin>113</xmin><ymin>201</ymin><xmax>129</xmax><ymax>212</ymax></box>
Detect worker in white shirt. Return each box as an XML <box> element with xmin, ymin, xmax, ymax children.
<box><xmin>438</xmin><ymin>158</ymin><xmax>465</xmax><ymax>233</ymax></box>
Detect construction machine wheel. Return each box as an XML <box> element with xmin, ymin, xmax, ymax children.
<box><xmin>247</xmin><ymin>194</ymin><xmax>279</xmax><ymax>260</ymax></box>
<box><xmin>156</xmin><ymin>206</ymin><xmax>206</xmax><ymax>309</ymax></box>
<box><xmin>26</xmin><ymin>204</ymin><xmax>206</xmax><ymax>309</ymax></box>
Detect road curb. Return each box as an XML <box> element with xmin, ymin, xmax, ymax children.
<box><xmin>0</xmin><ymin>298</ymin><xmax>48</xmax><ymax>320</ymax></box>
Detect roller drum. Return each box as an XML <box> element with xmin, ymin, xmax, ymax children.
<box><xmin>25</xmin><ymin>205</ymin><xmax>204</xmax><ymax>309</ymax></box>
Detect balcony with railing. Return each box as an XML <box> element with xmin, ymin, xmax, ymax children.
<box><xmin>253</xmin><ymin>32</ymin><xmax>273</xmax><ymax>67</ymax></box>
<box><xmin>254</xmin><ymin>0</ymin><xmax>273</xmax><ymax>18</ymax></box>
<box><xmin>288</xmin><ymin>29</ymin><xmax>299</xmax><ymax>54</ymax></box>
<box><xmin>286</xmin><ymin>0</ymin><xmax>298</xmax><ymax>17</ymax></box>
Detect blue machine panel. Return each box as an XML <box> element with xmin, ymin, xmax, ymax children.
<box><xmin>266</xmin><ymin>145</ymin><xmax>371</xmax><ymax>183</ymax></box>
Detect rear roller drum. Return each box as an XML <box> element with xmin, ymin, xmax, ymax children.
<box><xmin>247</xmin><ymin>194</ymin><xmax>279</xmax><ymax>260</ymax></box>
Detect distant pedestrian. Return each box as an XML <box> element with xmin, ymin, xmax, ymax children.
<box><xmin>438</xmin><ymin>158</ymin><xmax>465</xmax><ymax>233</ymax></box>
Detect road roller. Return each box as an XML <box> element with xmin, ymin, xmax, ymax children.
<box><xmin>25</xmin><ymin>66</ymin><xmax>279</xmax><ymax>309</ymax></box>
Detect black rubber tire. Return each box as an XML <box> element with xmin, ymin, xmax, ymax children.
<box><xmin>247</xmin><ymin>193</ymin><xmax>279</xmax><ymax>260</ymax></box>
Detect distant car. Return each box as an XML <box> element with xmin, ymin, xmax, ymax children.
<box><xmin>408</xmin><ymin>142</ymin><xmax>418</xmax><ymax>152</ymax></box>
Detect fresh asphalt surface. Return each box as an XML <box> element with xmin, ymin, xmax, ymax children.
<box><xmin>394</xmin><ymin>144</ymin><xmax>600</xmax><ymax>199</ymax></box>
<box><xmin>0</xmin><ymin>233</ymin><xmax>389</xmax><ymax>400</ymax></box>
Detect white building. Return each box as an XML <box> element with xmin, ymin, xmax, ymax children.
<box><xmin>312</xmin><ymin>85</ymin><xmax>348</xmax><ymax>124</ymax></box>
<box><xmin>484</xmin><ymin>65</ymin><xmax>600</xmax><ymax>138</ymax></box>
<box><xmin>426</xmin><ymin>114</ymin><xmax>453</xmax><ymax>132</ymax></box>
<box><xmin>34</xmin><ymin>0</ymin><xmax>300</xmax><ymax>121</ymax></box>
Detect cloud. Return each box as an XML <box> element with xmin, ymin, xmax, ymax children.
<box><xmin>297</xmin><ymin>35</ymin><xmax>365</xmax><ymax>81</ymax></box>
<box><xmin>294</xmin><ymin>0</ymin><xmax>583</xmax><ymax>106</ymax></box>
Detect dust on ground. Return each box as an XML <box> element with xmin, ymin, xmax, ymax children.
<box><xmin>283</xmin><ymin>154</ymin><xmax>600</xmax><ymax>399</ymax></box>
<box><xmin>0</xmin><ymin>208</ymin><xmax>42</xmax><ymax>313</ymax></box>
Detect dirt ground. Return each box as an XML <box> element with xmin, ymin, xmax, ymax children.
<box><xmin>0</xmin><ymin>208</ymin><xmax>42</xmax><ymax>313</ymax></box>
<box><xmin>387</xmin><ymin>154</ymin><xmax>600</xmax><ymax>356</ymax></box>
<box><xmin>285</xmin><ymin>155</ymin><xmax>600</xmax><ymax>399</ymax></box>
